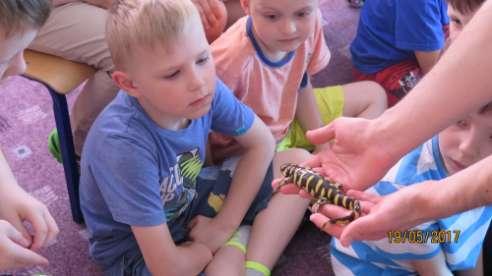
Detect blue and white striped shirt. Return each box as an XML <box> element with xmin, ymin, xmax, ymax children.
<box><xmin>330</xmin><ymin>136</ymin><xmax>492</xmax><ymax>275</ymax></box>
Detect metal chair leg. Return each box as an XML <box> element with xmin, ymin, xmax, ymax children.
<box><xmin>49</xmin><ymin>89</ymin><xmax>84</xmax><ymax>224</ymax></box>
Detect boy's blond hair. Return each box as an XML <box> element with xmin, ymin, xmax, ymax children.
<box><xmin>106</xmin><ymin>0</ymin><xmax>199</xmax><ymax>69</ymax></box>
<box><xmin>0</xmin><ymin>0</ymin><xmax>51</xmax><ymax>38</ymax></box>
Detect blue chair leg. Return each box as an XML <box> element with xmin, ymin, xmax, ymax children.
<box><xmin>49</xmin><ymin>89</ymin><xmax>84</xmax><ymax>224</ymax></box>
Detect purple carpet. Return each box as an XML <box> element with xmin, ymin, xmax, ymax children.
<box><xmin>0</xmin><ymin>1</ymin><xmax>359</xmax><ymax>275</ymax></box>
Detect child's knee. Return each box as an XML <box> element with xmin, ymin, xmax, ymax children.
<box><xmin>273</xmin><ymin>148</ymin><xmax>312</xmax><ymax>176</ymax></box>
<box><xmin>365</xmin><ymin>81</ymin><xmax>387</xmax><ymax>108</ymax></box>
<box><xmin>344</xmin><ymin>80</ymin><xmax>387</xmax><ymax>116</ymax></box>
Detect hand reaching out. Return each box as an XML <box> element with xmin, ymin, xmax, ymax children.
<box><xmin>304</xmin><ymin>117</ymin><xmax>398</xmax><ymax>191</ymax></box>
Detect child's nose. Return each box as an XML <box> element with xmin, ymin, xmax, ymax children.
<box><xmin>188</xmin><ymin>68</ymin><xmax>205</xmax><ymax>92</ymax></box>
<box><xmin>459</xmin><ymin>132</ymin><xmax>480</xmax><ymax>159</ymax></box>
<box><xmin>281</xmin><ymin>20</ymin><xmax>296</xmax><ymax>35</ymax></box>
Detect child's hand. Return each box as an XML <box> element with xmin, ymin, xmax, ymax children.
<box><xmin>188</xmin><ymin>215</ymin><xmax>235</xmax><ymax>253</ymax></box>
<box><xmin>0</xmin><ymin>220</ymin><xmax>49</xmax><ymax>270</ymax></box>
<box><xmin>0</xmin><ymin>187</ymin><xmax>59</xmax><ymax>251</ymax></box>
<box><xmin>176</xmin><ymin>241</ymin><xmax>213</xmax><ymax>274</ymax></box>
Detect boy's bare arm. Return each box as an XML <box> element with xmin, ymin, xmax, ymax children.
<box><xmin>415</xmin><ymin>50</ymin><xmax>441</xmax><ymax>74</ymax></box>
<box><xmin>191</xmin><ymin>116</ymin><xmax>275</xmax><ymax>251</ymax></box>
<box><xmin>132</xmin><ymin>224</ymin><xmax>212</xmax><ymax>275</ymax></box>
<box><xmin>296</xmin><ymin>82</ymin><xmax>323</xmax><ymax>132</ymax></box>
<box><xmin>217</xmin><ymin>115</ymin><xmax>275</xmax><ymax>223</ymax></box>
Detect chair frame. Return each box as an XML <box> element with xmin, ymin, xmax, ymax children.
<box><xmin>24</xmin><ymin>50</ymin><xmax>96</xmax><ymax>224</ymax></box>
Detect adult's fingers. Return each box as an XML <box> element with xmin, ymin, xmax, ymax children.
<box><xmin>309</xmin><ymin>213</ymin><xmax>344</xmax><ymax>239</ymax></box>
<box><xmin>306</xmin><ymin>123</ymin><xmax>336</xmax><ymax>145</ymax></box>
<box><xmin>201</xmin><ymin>0</ymin><xmax>218</xmax><ymax>25</ymax></box>
<box><xmin>276</xmin><ymin>183</ymin><xmax>312</xmax><ymax>199</ymax></box>
<box><xmin>346</xmin><ymin>190</ymin><xmax>380</xmax><ymax>202</ymax></box>
<box><xmin>271</xmin><ymin>178</ymin><xmax>283</xmax><ymax>190</ymax></box>
<box><xmin>302</xmin><ymin>154</ymin><xmax>321</xmax><ymax>169</ymax></box>
<box><xmin>339</xmin><ymin>215</ymin><xmax>386</xmax><ymax>246</ymax></box>
<box><xmin>277</xmin><ymin>184</ymin><xmax>300</xmax><ymax>194</ymax></box>
<box><xmin>346</xmin><ymin>190</ymin><xmax>379</xmax><ymax>213</ymax></box>
<box><xmin>195</xmin><ymin>4</ymin><xmax>210</xmax><ymax>29</ymax></box>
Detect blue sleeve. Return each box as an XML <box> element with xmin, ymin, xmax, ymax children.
<box><xmin>439</xmin><ymin>207</ymin><xmax>492</xmax><ymax>270</ymax></box>
<box><xmin>395</xmin><ymin>0</ymin><xmax>446</xmax><ymax>51</ymax></box>
<box><xmin>211</xmin><ymin>78</ymin><xmax>255</xmax><ymax>136</ymax></box>
<box><xmin>89</xmin><ymin>135</ymin><xmax>166</xmax><ymax>226</ymax></box>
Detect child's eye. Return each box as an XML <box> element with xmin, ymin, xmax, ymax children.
<box><xmin>456</xmin><ymin>120</ymin><xmax>469</xmax><ymax>128</ymax></box>
<box><xmin>296</xmin><ymin>10</ymin><xmax>311</xmax><ymax>18</ymax></box>
<box><xmin>197</xmin><ymin>56</ymin><xmax>209</xmax><ymax>65</ymax></box>
<box><xmin>450</xmin><ymin>17</ymin><xmax>462</xmax><ymax>26</ymax></box>
<box><xmin>164</xmin><ymin>70</ymin><xmax>180</xmax><ymax>79</ymax></box>
<box><xmin>264</xmin><ymin>14</ymin><xmax>278</xmax><ymax>20</ymax></box>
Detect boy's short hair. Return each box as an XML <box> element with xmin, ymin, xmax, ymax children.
<box><xmin>106</xmin><ymin>0</ymin><xmax>199</xmax><ymax>69</ymax></box>
<box><xmin>447</xmin><ymin>0</ymin><xmax>486</xmax><ymax>14</ymax></box>
<box><xmin>0</xmin><ymin>0</ymin><xmax>51</xmax><ymax>38</ymax></box>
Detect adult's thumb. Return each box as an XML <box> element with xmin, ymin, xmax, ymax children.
<box><xmin>306</xmin><ymin>124</ymin><xmax>335</xmax><ymax>145</ymax></box>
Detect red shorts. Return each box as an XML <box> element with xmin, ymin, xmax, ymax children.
<box><xmin>353</xmin><ymin>61</ymin><xmax>422</xmax><ymax>107</ymax></box>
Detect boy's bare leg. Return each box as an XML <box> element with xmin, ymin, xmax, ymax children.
<box><xmin>29</xmin><ymin>2</ymin><xmax>118</xmax><ymax>155</ymax></box>
<box><xmin>342</xmin><ymin>81</ymin><xmax>387</xmax><ymax>119</ymax></box>
<box><xmin>205</xmin><ymin>246</ymin><xmax>246</xmax><ymax>276</ymax></box>
<box><xmin>245</xmin><ymin>148</ymin><xmax>312</xmax><ymax>273</ymax></box>
<box><xmin>206</xmin><ymin>225</ymin><xmax>251</xmax><ymax>276</ymax></box>
<box><xmin>411</xmin><ymin>249</ymin><xmax>453</xmax><ymax>276</ymax></box>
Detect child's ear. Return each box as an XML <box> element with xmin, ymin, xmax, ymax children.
<box><xmin>240</xmin><ymin>0</ymin><xmax>250</xmax><ymax>15</ymax></box>
<box><xmin>112</xmin><ymin>70</ymin><xmax>140</xmax><ymax>97</ymax></box>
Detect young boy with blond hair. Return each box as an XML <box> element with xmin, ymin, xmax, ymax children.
<box><xmin>208</xmin><ymin>0</ymin><xmax>387</xmax><ymax>274</ymax></box>
<box><xmin>79</xmin><ymin>0</ymin><xmax>278</xmax><ymax>275</ymax></box>
<box><xmin>0</xmin><ymin>0</ymin><xmax>59</xmax><ymax>270</ymax></box>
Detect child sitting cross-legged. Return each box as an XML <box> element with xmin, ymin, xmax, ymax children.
<box><xmin>79</xmin><ymin>0</ymin><xmax>278</xmax><ymax>275</ymax></box>
<box><xmin>208</xmin><ymin>1</ymin><xmax>387</xmax><ymax>274</ymax></box>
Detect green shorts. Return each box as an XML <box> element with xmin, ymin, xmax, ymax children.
<box><xmin>277</xmin><ymin>85</ymin><xmax>344</xmax><ymax>152</ymax></box>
